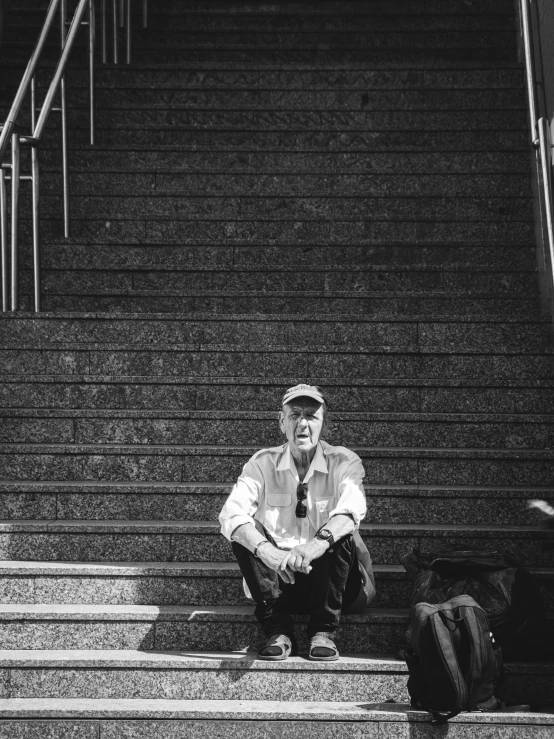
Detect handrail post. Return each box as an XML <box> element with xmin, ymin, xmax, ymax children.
<box><xmin>142</xmin><ymin>0</ymin><xmax>148</xmax><ymax>29</ymax></box>
<box><xmin>101</xmin><ymin>0</ymin><xmax>107</xmax><ymax>63</ymax></box>
<box><xmin>112</xmin><ymin>0</ymin><xmax>118</xmax><ymax>63</ymax></box>
<box><xmin>10</xmin><ymin>133</ymin><xmax>20</xmax><ymax>312</ymax></box>
<box><xmin>520</xmin><ymin>0</ymin><xmax>539</xmax><ymax>147</ymax></box>
<box><xmin>538</xmin><ymin>118</ymin><xmax>554</xmax><ymax>304</ymax></box>
<box><xmin>61</xmin><ymin>0</ymin><xmax>70</xmax><ymax>237</ymax></box>
<box><xmin>89</xmin><ymin>0</ymin><xmax>96</xmax><ymax>145</ymax></box>
<box><xmin>125</xmin><ymin>0</ymin><xmax>131</xmax><ymax>64</ymax></box>
<box><xmin>31</xmin><ymin>146</ymin><xmax>41</xmax><ymax>312</ymax></box>
<box><xmin>0</xmin><ymin>168</ymin><xmax>7</xmax><ymax>312</ymax></box>
<box><xmin>30</xmin><ymin>75</ymin><xmax>37</xmax><ymax>131</ymax></box>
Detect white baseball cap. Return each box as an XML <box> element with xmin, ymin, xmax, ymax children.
<box><xmin>281</xmin><ymin>384</ymin><xmax>326</xmax><ymax>406</ymax></box>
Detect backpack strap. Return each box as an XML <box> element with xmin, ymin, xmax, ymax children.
<box><xmin>429</xmin><ymin>610</ymin><xmax>468</xmax><ymax>721</ymax></box>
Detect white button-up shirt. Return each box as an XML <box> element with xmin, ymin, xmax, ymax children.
<box><xmin>219</xmin><ymin>440</ymin><xmax>367</xmax><ymax>549</ymax></box>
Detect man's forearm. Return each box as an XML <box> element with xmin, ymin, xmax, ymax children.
<box><xmin>320</xmin><ymin>513</ymin><xmax>356</xmax><ymax>542</ymax></box>
<box><xmin>230</xmin><ymin>522</ymin><xmax>270</xmax><ymax>554</ymax></box>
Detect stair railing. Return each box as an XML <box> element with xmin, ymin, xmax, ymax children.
<box><xmin>0</xmin><ymin>0</ymin><xmax>148</xmax><ymax>313</ymax></box>
<box><xmin>518</xmin><ymin>0</ymin><xmax>554</xmax><ymax>319</ymax></box>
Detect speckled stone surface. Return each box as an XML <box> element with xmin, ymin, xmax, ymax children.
<box><xmin>0</xmin><ymin>723</ymin><xmax>98</xmax><ymax>739</ymax></box>
<box><xmin>0</xmin><ymin>622</ymin><xmax>156</xmax><ymax>651</ymax></box>
<box><xmin>55</xmin><ymin>493</ymin><xmax>227</xmax><ymax>521</ymax></box>
<box><xmin>7</xmin><ymin>667</ymin><xmax>408</xmax><ymax>703</ymax></box>
<box><xmin>1</xmin><ymin>518</ymin><xmax>552</xmax><ymax>564</ymax></box>
<box><xmin>0</xmin><ymin>608</ymin><xmax>407</xmax><ymax>652</ymax></box>
<box><xmin>0</xmin><ymin>493</ymin><xmax>56</xmax><ymax>520</ymax></box>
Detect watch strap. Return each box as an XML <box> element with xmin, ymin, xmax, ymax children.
<box><xmin>315</xmin><ymin>528</ymin><xmax>334</xmax><ymax>546</ymax></box>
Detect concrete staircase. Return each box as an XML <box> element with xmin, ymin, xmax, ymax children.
<box><xmin>0</xmin><ymin>0</ymin><xmax>554</xmax><ymax>734</ymax></box>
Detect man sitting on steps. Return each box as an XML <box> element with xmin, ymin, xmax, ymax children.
<box><xmin>219</xmin><ymin>383</ymin><xmax>375</xmax><ymax>661</ymax></box>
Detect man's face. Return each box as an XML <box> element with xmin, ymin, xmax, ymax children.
<box><xmin>279</xmin><ymin>398</ymin><xmax>327</xmax><ymax>457</ymax></box>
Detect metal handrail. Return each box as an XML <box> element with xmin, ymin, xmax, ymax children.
<box><xmin>0</xmin><ymin>0</ymin><xmax>61</xmax><ymax>163</ymax></box>
<box><xmin>519</xmin><ymin>0</ymin><xmax>554</xmax><ymax>318</ymax></box>
<box><xmin>519</xmin><ymin>0</ymin><xmax>539</xmax><ymax>149</ymax></box>
<box><xmin>0</xmin><ymin>0</ymin><xmax>149</xmax><ymax>313</ymax></box>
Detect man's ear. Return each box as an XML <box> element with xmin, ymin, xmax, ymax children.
<box><xmin>278</xmin><ymin>410</ymin><xmax>285</xmax><ymax>434</ymax></box>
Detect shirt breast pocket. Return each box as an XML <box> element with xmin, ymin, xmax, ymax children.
<box><xmin>315</xmin><ymin>497</ymin><xmax>332</xmax><ymax>525</ymax></box>
<box><xmin>267</xmin><ymin>493</ymin><xmax>292</xmax><ymax>508</ymax></box>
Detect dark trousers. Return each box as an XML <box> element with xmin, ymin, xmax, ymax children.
<box><xmin>232</xmin><ymin>522</ymin><xmax>361</xmax><ymax>639</ymax></box>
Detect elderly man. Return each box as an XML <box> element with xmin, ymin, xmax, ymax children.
<box><xmin>219</xmin><ymin>384</ymin><xmax>375</xmax><ymax>661</ymax></box>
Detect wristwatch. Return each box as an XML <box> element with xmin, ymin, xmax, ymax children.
<box><xmin>315</xmin><ymin>528</ymin><xmax>334</xmax><ymax>546</ymax></box>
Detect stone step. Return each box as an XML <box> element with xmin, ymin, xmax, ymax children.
<box><xmin>1</xmin><ymin>480</ymin><xmax>553</xmax><ymax>526</ymax></box>
<box><xmin>41</xmin><ymin>173</ymin><xmax>532</xmax><ymax>199</ymax></box>
<box><xmin>61</xmin><ymin>87</ymin><xmax>527</xmax><ymax>112</ymax></box>
<box><xmin>30</xmin><ymin>294</ymin><xmax>542</xmax><ymax>318</ymax></box>
<box><xmin>1</xmin><ymin>520</ymin><xmax>552</xmax><ymax>566</ymax></box>
<box><xmin>27</xmin><ymin>245</ymin><xmax>538</xmax><ymax>271</ymax></box>
<box><xmin>1</xmin><ymin>698</ymin><xmax>552</xmax><ymax>738</ymax></box>
<box><xmin>0</xmin><ymin>315</ymin><xmax>548</xmax><ymax>351</ymax></box>
<box><xmin>2</xmin><ymin>45</ymin><xmax>521</xmax><ymax>67</ymax></box>
<box><xmin>5</xmin><ymin>22</ymin><xmax>518</xmax><ymax>50</ymax></box>
<box><xmin>39</xmin><ymin>150</ymin><xmax>531</xmax><ymax>174</ymax></box>
<box><xmin>32</xmin><ymin>68</ymin><xmax>526</xmax><ymax>92</ymax></box>
<box><xmin>2</xmin><ymin>409</ymin><xmax>554</xmax><ymax>448</ymax></box>
<box><xmin>22</xmin><ymin>194</ymin><xmax>533</xmax><ymax>223</ymax></box>
<box><xmin>1</xmin><ymin>650</ymin><xmax>551</xmax><ymax>706</ymax></box>
<box><xmin>3</xmin><ymin>376</ymin><xmax>552</xmax><ymax>412</ymax></box>
<box><xmin>2</xmin><ymin>346</ymin><xmax>552</xmax><ymax>379</ymax></box>
<box><xmin>57</xmin><ymin>107</ymin><xmax>528</xmax><ymax>132</ymax></box>
<box><xmin>3</xmin><ymin>444</ymin><xmax>554</xmax><ymax>486</ymax></box>
<box><xmin>18</xmin><ymin>267</ymin><xmax>538</xmax><ymax>294</ymax></box>
<box><xmin>35</xmin><ymin>129</ymin><xmax>530</xmax><ymax>152</ymax></box>
<box><xmin>17</xmin><ymin>216</ymin><xmax>533</xmax><ymax>246</ymax></box>
<box><xmin>7</xmin><ymin>0</ymin><xmax>521</xmax><ymax>17</ymax></box>
<box><xmin>0</xmin><ymin>602</ymin><xmax>408</xmax><ymax>652</ymax></box>
<box><xmin>2</xmin><ymin>561</ymin><xmax>552</xmax><ymax>610</ymax></box>
<box><xmin>13</xmin><ymin>12</ymin><xmax>520</xmax><ymax>33</ymax></box>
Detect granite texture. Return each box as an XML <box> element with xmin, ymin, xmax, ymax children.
<box><xmin>35</xmin><ymin>295</ymin><xmax>541</xmax><ymax>319</ymax></box>
<box><xmin>55</xmin><ymin>493</ymin><xmax>227</xmax><ymax>521</ymax></box>
<box><xmin>30</xmin><ymin>576</ymin><xmax>247</xmax><ymax>607</ymax></box>
<box><xmin>9</xmin><ymin>316</ymin><xmax>548</xmax><ymax>349</ymax></box>
<box><xmin>72</xmin><ymin>68</ymin><xmax>523</xmax><ymax>92</ymax></box>
<box><xmin>0</xmin><ymin>723</ymin><xmax>99</xmax><ymax>739</ymax></box>
<box><xmin>44</xmin><ymin>129</ymin><xmax>527</xmax><ymax>154</ymax></box>
<box><xmin>61</xmin><ymin>149</ymin><xmax>528</xmax><ymax>175</ymax></box>
<box><xmin>35</xmin><ymin>244</ymin><xmax>535</xmax><ymax>272</ymax></box>
<box><xmin>7</xmin><ymin>667</ymin><xmax>409</xmax><ymax>702</ymax></box>
<box><xmin>0</xmin><ymin>611</ymin><xmax>407</xmax><ymax>652</ymax></box>
<box><xmin>0</xmin><ymin>419</ymin><xmax>74</xmax><ymax>444</ymax></box>
<box><xmin>0</xmin><ymin>351</ymin><xmax>89</xmax><ymax>376</ymax></box>
<box><xmin>0</xmin><ymin>532</ymin><xmax>175</xmax><ymax>562</ymax></box>
<box><xmin>2</xmin><ymin>572</ymin><xmax>412</xmax><ymax>609</ymax></box>
<box><xmin>0</xmin><ymin>493</ymin><xmax>56</xmax><ymax>520</ymax></box>
<box><xmin>99</xmin><ymin>720</ymin><xmax>376</xmax><ymax>739</ymax></box>
<box><xmin>79</xmin><ymin>108</ymin><xmax>527</xmax><ymax>134</ymax></box>
<box><xmin>0</xmin><ymin>622</ymin><xmax>156</xmax><ymax>650</ymax></box>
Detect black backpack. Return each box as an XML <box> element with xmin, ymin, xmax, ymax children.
<box><xmin>405</xmin><ymin>594</ymin><xmax>502</xmax><ymax>723</ymax></box>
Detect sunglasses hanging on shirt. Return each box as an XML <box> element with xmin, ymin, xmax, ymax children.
<box><xmin>296</xmin><ymin>482</ymin><xmax>308</xmax><ymax>518</ymax></box>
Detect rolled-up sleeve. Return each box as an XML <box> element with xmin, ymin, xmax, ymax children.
<box><xmin>328</xmin><ymin>453</ymin><xmax>367</xmax><ymax>527</ymax></box>
<box><xmin>219</xmin><ymin>458</ymin><xmax>264</xmax><ymax>541</ymax></box>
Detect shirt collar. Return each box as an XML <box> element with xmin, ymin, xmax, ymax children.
<box><xmin>276</xmin><ymin>442</ymin><xmax>328</xmax><ymax>481</ymax></box>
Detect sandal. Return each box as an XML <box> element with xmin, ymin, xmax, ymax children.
<box><xmin>258</xmin><ymin>633</ymin><xmax>294</xmax><ymax>661</ymax></box>
<box><xmin>309</xmin><ymin>632</ymin><xmax>339</xmax><ymax>661</ymax></box>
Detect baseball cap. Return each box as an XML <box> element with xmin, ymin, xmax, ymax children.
<box><xmin>281</xmin><ymin>384</ymin><xmax>326</xmax><ymax>407</ymax></box>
